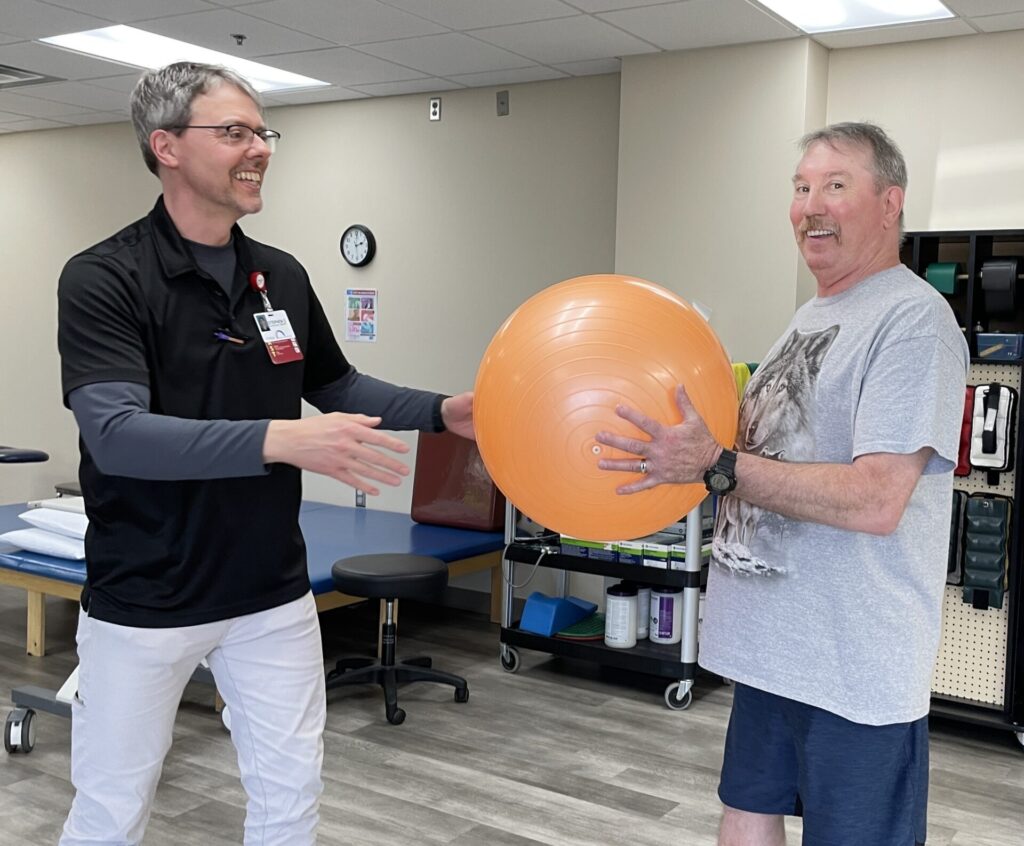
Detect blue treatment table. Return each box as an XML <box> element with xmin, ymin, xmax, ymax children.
<box><xmin>0</xmin><ymin>501</ymin><xmax>504</xmax><ymax>657</ymax></box>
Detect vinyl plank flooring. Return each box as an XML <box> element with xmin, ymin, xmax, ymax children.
<box><xmin>0</xmin><ymin>587</ymin><xmax>1022</xmax><ymax>845</ymax></box>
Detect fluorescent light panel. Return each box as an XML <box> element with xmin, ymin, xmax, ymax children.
<box><xmin>40</xmin><ymin>25</ymin><xmax>328</xmax><ymax>92</ymax></box>
<box><xmin>758</xmin><ymin>0</ymin><xmax>954</xmax><ymax>33</ymax></box>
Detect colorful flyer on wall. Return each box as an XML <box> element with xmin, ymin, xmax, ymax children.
<box><xmin>345</xmin><ymin>288</ymin><xmax>377</xmax><ymax>342</ymax></box>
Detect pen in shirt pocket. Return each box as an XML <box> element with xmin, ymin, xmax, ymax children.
<box><xmin>213</xmin><ymin>327</ymin><xmax>247</xmax><ymax>345</ymax></box>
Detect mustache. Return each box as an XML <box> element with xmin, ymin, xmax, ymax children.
<box><xmin>799</xmin><ymin>217</ymin><xmax>837</xmax><ymax>233</ymax></box>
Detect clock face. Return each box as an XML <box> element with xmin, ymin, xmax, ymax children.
<box><xmin>341</xmin><ymin>224</ymin><xmax>375</xmax><ymax>267</ymax></box>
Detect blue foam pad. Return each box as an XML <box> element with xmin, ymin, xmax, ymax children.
<box><xmin>519</xmin><ymin>592</ymin><xmax>598</xmax><ymax>637</ymax></box>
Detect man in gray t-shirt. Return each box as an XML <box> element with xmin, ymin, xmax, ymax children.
<box><xmin>598</xmin><ymin>123</ymin><xmax>968</xmax><ymax>846</ymax></box>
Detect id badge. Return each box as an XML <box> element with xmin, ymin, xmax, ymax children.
<box><xmin>253</xmin><ymin>310</ymin><xmax>304</xmax><ymax>364</ymax></box>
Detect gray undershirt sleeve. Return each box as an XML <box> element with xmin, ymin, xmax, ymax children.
<box><xmin>303</xmin><ymin>369</ymin><xmax>445</xmax><ymax>431</ymax></box>
<box><xmin>69</xmin><ymin>381</ymin><xmax>269</xmax><ymax>480</ymax></box>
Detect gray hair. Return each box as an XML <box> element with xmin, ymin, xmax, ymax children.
<box><xmin>799</xmin><ymin>121</ymin><xmax>907</xmax><ymax>232</ymax></box>
<box><xmin>130</xmin><ymin>62</ymin><xmax>263</xmax><ymax>175</ymax></box>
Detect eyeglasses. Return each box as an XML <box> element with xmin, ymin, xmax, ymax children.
<box><xmin>169</xmin><ymin>124</ymin><xmax>281</xmax><ymax>152</ymax></box>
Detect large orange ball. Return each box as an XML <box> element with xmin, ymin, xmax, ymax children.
<box><xmin>474</xmin><ymin>274</ymin><xmax>737</xmax><ymax>541</ymax></box>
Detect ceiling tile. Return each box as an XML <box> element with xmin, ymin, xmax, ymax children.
<box><xmin>971</xmin><ymin>12</ymin><xmax>1024</xmax><ymax>32</ymax></box>
<box><xmin>134</xmin><ymin>8</ymin><xmax>336</xmax><ymax>56</ymax></box>
<box><xmin>263</xmin><ymin>47</ymin><xmax>428</xmax><ymax>86</ymax></box>
<box><xmin>0</xmin><ymin>0</ymin><xmax>109</xmax><ymax>39</ymax></box>
<box><xmin>0</xmin><ymin>116</ymin><xmax>69</xmax><ymax>131</ymax></box>
<box><xmin>46</xmin><ymin>110</ymin><xmax>128</xmax><ymax>125</ymax></box>
<box><xmin>242</xmin><ymin>0</ymin><xmax>446</xmax><ymax>45</ymax></box>
<box><xmin>472</xmin><ymin>15</ymin><xmax>657</xmax><ymax>64</ymax></box>
<box><xmin>348</xmin><ymin>78</ymin><xmax>465</xmax><ymax>96</ymax></box>
<box><xmin>0</xmin><ymin>33</ymin><xmax>23</xmax><ymax>45</ymax></box>
<box><xmin>0</xmin><ymin>41</ymin><xmax>134</xmax><ymax>80</ymax></box>
<box><xmin>449</xmin><ymin>65</ymin><xmax>569</xmax><ymax>86</ymax></box>
<box><xmin>17</xmin><ymin>80</ymin><xmax>129</xmax><ymax>110</ymax></box>
<box><xmin>553</xmin><ymin>56</ymin><xmax>622</xmax><ymax>75</ymax></box>
<box><xmin>264</xmin><ymin>85</ymin><xmax>366</xmax><ymax>105</ymax></box>
<box><xmin>814</xmin><ymin>18</ymin><xmax>975</xmax><ymax>49</ymax></box>
<box><xmin>382</xmin><ymin>0</ymin><xmax>578</xmax><ymax>29</ymax></box>
<box><xmin>80</xmin><ymin>73</ymin><xmax>144</xmax><ymax>94</ymax></box>
<box><xmin>564</xmin><ymin>0</ymin><xmax>684</xmax><ymax>10</ymax></box>
<box><xmin>945</xmin><ymin>1</ymin><xmax>1024</xmax><ymax>15</ymax></box>
<box><xmin>599</xmin><ymin>0</ymin><xmax>796</xmax><ymax>51</ymax></box>
<box><xmin>0</xmin><ymin>88</ymin><xmax>108</xmax><ymax>117</ymax></box>
<box><xmin>43</xmin><ymin>0</ymin><xmax>217</xmax><ymax>23</ymax></box>
<box><xmin>0</xmin><ymin>109</ymin><xmax>26</xmax><ymax>121</ymax></box>
<box><xmin>358</xmin><ymin>33</ymin><xmax>534</xmax><ymax>76</ymax></box>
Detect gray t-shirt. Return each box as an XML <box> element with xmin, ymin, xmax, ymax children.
<box><xmin>699</xmin><ymin>264</ymin><xmax>969</xmax><ymax>725</ymax></box>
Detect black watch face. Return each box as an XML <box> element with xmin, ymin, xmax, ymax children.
<box><xmin>709</xmin><ymin>471</ymin><xmax>733</xmax><ymax>493</ymax></box>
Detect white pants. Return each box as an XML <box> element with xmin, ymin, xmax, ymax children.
<box><xmin>59</xmin><ymin>592</ymin><xmax>326</xmax><ymax>846</ymax></box>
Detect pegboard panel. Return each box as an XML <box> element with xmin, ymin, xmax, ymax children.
<box><xmin>931</xmin><ymin>362</ymin><xmax>1018</xmax><ymax>707</ymax></box>
<box><xmin>932</xmin><ymin>590</ymin><xmax>1009</xmax><ymax>707</ymax></box>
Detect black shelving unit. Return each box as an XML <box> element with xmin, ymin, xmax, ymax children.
<box><xmin>904</xmin><ymin>229</ymin><xmax>1024</xmax><ymax>747</ymax></box>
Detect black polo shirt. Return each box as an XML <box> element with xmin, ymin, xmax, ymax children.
<box><xmin>57</xmin><ymin>197</ymin><xmax>350</xmax><ymax>627</ymax></box>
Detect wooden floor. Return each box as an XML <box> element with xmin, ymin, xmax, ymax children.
<box><xmin>0</xmin><ymin>586</ymin><xmax>1022</xmax><ymax>845</ymax></box>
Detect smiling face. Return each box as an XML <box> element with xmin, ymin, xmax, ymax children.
<box><xmin>789</xmin><ymin>139</ymin><xmax>903</xmax><ymax>297</ymax></box>
<box><xmin>154</xmin><ymin>81</ymin><xmax>271</xmax><ymax>240</ymax></box>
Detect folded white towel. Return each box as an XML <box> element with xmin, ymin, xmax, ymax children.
<box><xmin>0</xmin><ymin>528</ymin><xmax>85</xmax><ymax>560</ymax></box>
<box><xmin>19</xmin><ymin>508</ymin><xmax>88</xmax><ymax>540</ymax></box>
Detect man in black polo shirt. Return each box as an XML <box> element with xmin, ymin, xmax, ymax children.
<box><xmin>56</xmin><ymin>62</ymin><xmax>473</xmax><ymax>846</ymax></box>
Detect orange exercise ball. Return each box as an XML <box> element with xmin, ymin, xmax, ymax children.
<box><xmin>474</xmin><ymin>274</ymin><xmax>737</xmax><ymax>541</ymax></box>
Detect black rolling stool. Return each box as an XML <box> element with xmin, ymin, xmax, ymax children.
<box><xmin>326</xmin><ymin>554</ymin><xmax>469</xmax><ymax>725</ymax></box>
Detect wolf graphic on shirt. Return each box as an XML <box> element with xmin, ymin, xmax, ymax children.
<box><xmin>712</xmin><ymin>324</ymin><xmax>839</xmax><ymax>575</ymax></box>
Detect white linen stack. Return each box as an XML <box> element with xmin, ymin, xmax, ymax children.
<box><xmin>0</xmin><ymin>497</ymin><xmax>88</xmax><ymax>560</ymax></box>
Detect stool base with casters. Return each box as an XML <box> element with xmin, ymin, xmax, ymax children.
<box><xmin>327</xmin><ymin>554</ymin><xmax>469</xmax><ymax>725</ymax></box>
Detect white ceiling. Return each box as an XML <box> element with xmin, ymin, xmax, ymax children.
<box><xmin>0</xmin><ymin>0</ymin><xmax>1021</xmax><ymax>135</ymax></box>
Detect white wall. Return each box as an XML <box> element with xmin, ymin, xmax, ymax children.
<box><xmin>0</xmin><ymin>122</ymin><xmax>155</xmax><ymax>504</ymax></box>
<box><xmin>0</xmin><ymin>75</ymin><xmax>621</xmax><ymax>517</ymax></box>
<box><xmin>615</xmin><ymin>38</ymin><xmax>828</xmax><ymax>363</ymax></box>
<box><xmin>827</xmin><ymin>29</ymin><xmax>1024</xmax><ymax>232</ymax></box>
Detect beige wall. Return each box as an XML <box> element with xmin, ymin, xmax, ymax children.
<box><xmin>0</xmin><ymin>123</ymin><xmax>155</xmax><ymax>504</ymax></box>
<box><xmin>827</xmin><ymin>29</ymin><xmax>1024</xmax><ymax>233</ymax></box>
<box><xmin>615</xmin><ymin>38</ymin><xmax>828</xmax><ymax>364</ymax></box>
<box><xmin>0</xmin><ymin>74</ymin><xmax>621</xmax><ymax>515</ymax></box>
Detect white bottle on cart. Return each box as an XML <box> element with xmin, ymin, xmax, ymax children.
<box><xmin>622</xmin><ymin>581</ymin><xmax>651</xmax><ymax>639</ymax></box>
<box><xmin>604</xmin><ymin>583</ymin><xmax>638</xmax><ymax>649</ymax></box>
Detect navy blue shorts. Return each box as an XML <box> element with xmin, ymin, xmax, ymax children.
<box><xmin>719</xmin><ymin>683</ymin><xmax>928</xmax><ymax>846</ymax></box>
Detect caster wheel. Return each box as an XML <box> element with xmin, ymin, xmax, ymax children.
<box><xmin>4</xmin><ymin>708</ymin><xmax>36</xmax><ymax>754</ymax></box>
<box><xmin>387</xmin><ymin>708</ymin><xmax>406</xmax><ymax>726</ymax></box>
<box><xmin>1016</xmin><ymin>730</ymin><xmax>1023</xmax><ymax>750</ymax></box>
<box><xmin>221</xmin><ymin>705</ymin><xmax>232</xmax><ymax>732</ymax></box>
<box><xmin>664</xmin><ymin>682</ymin><xmax>693</xmax><ymax>711</ymax></box>
<box><xmin>500</xmin><ymin>647</ymin><xmax>520</xmax><ymax>674</ymax></box>
<box><xmin>454</xmin><ymin>687</ymin><xmax>469</xmax><ymax>704</ymax></box>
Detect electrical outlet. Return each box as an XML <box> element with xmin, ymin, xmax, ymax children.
<box><xmin>429</xmin><ymin>96</ymin><xmax>441</xmax><ymax>121</ymax></box>
<box><xmin>355</xmin><ymin>489</ymin><xmax>366</xmax><ymax>508</ymax></box>
<box><xmin>496</xmin><ymin>90</ymin><xmax>509</xmax><ymax>117</ymax></box>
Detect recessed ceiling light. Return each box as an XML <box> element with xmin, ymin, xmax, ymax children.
<box><xmin>39</xmin><ymin>25</ymin><xmax>328</xmax><ymax>93</ymax></box>
<box><xmin>758</xmin><ymin>0</ymin><xmax>954</xmax><ymax>33</ymax></box>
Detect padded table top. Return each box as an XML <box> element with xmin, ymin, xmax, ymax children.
<box><xmin>0</xmin><ymin>501</ymin><xmax>504</xmax><ymax>595</ymax></box>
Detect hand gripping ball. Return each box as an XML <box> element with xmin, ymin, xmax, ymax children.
<box><xmin>473</xmin><ymin>274</ymin><xmax>737</xmax><ymax>541</ymax></box>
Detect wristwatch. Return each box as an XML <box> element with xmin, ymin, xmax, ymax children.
<box><xmin>703</xmin><ymin>448</ymin><xmax>738</xmax><ymax>495</ymax></box>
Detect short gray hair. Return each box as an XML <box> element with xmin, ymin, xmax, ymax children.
<box><xmin>130</xmin><ymin>62</ymin><xmax>263</xmax><ymax>175</ymax></box>
<box><xmin>799</xmin><ymin>121</ymin><xmax>906</xmax><ymax>194</ymax></box>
